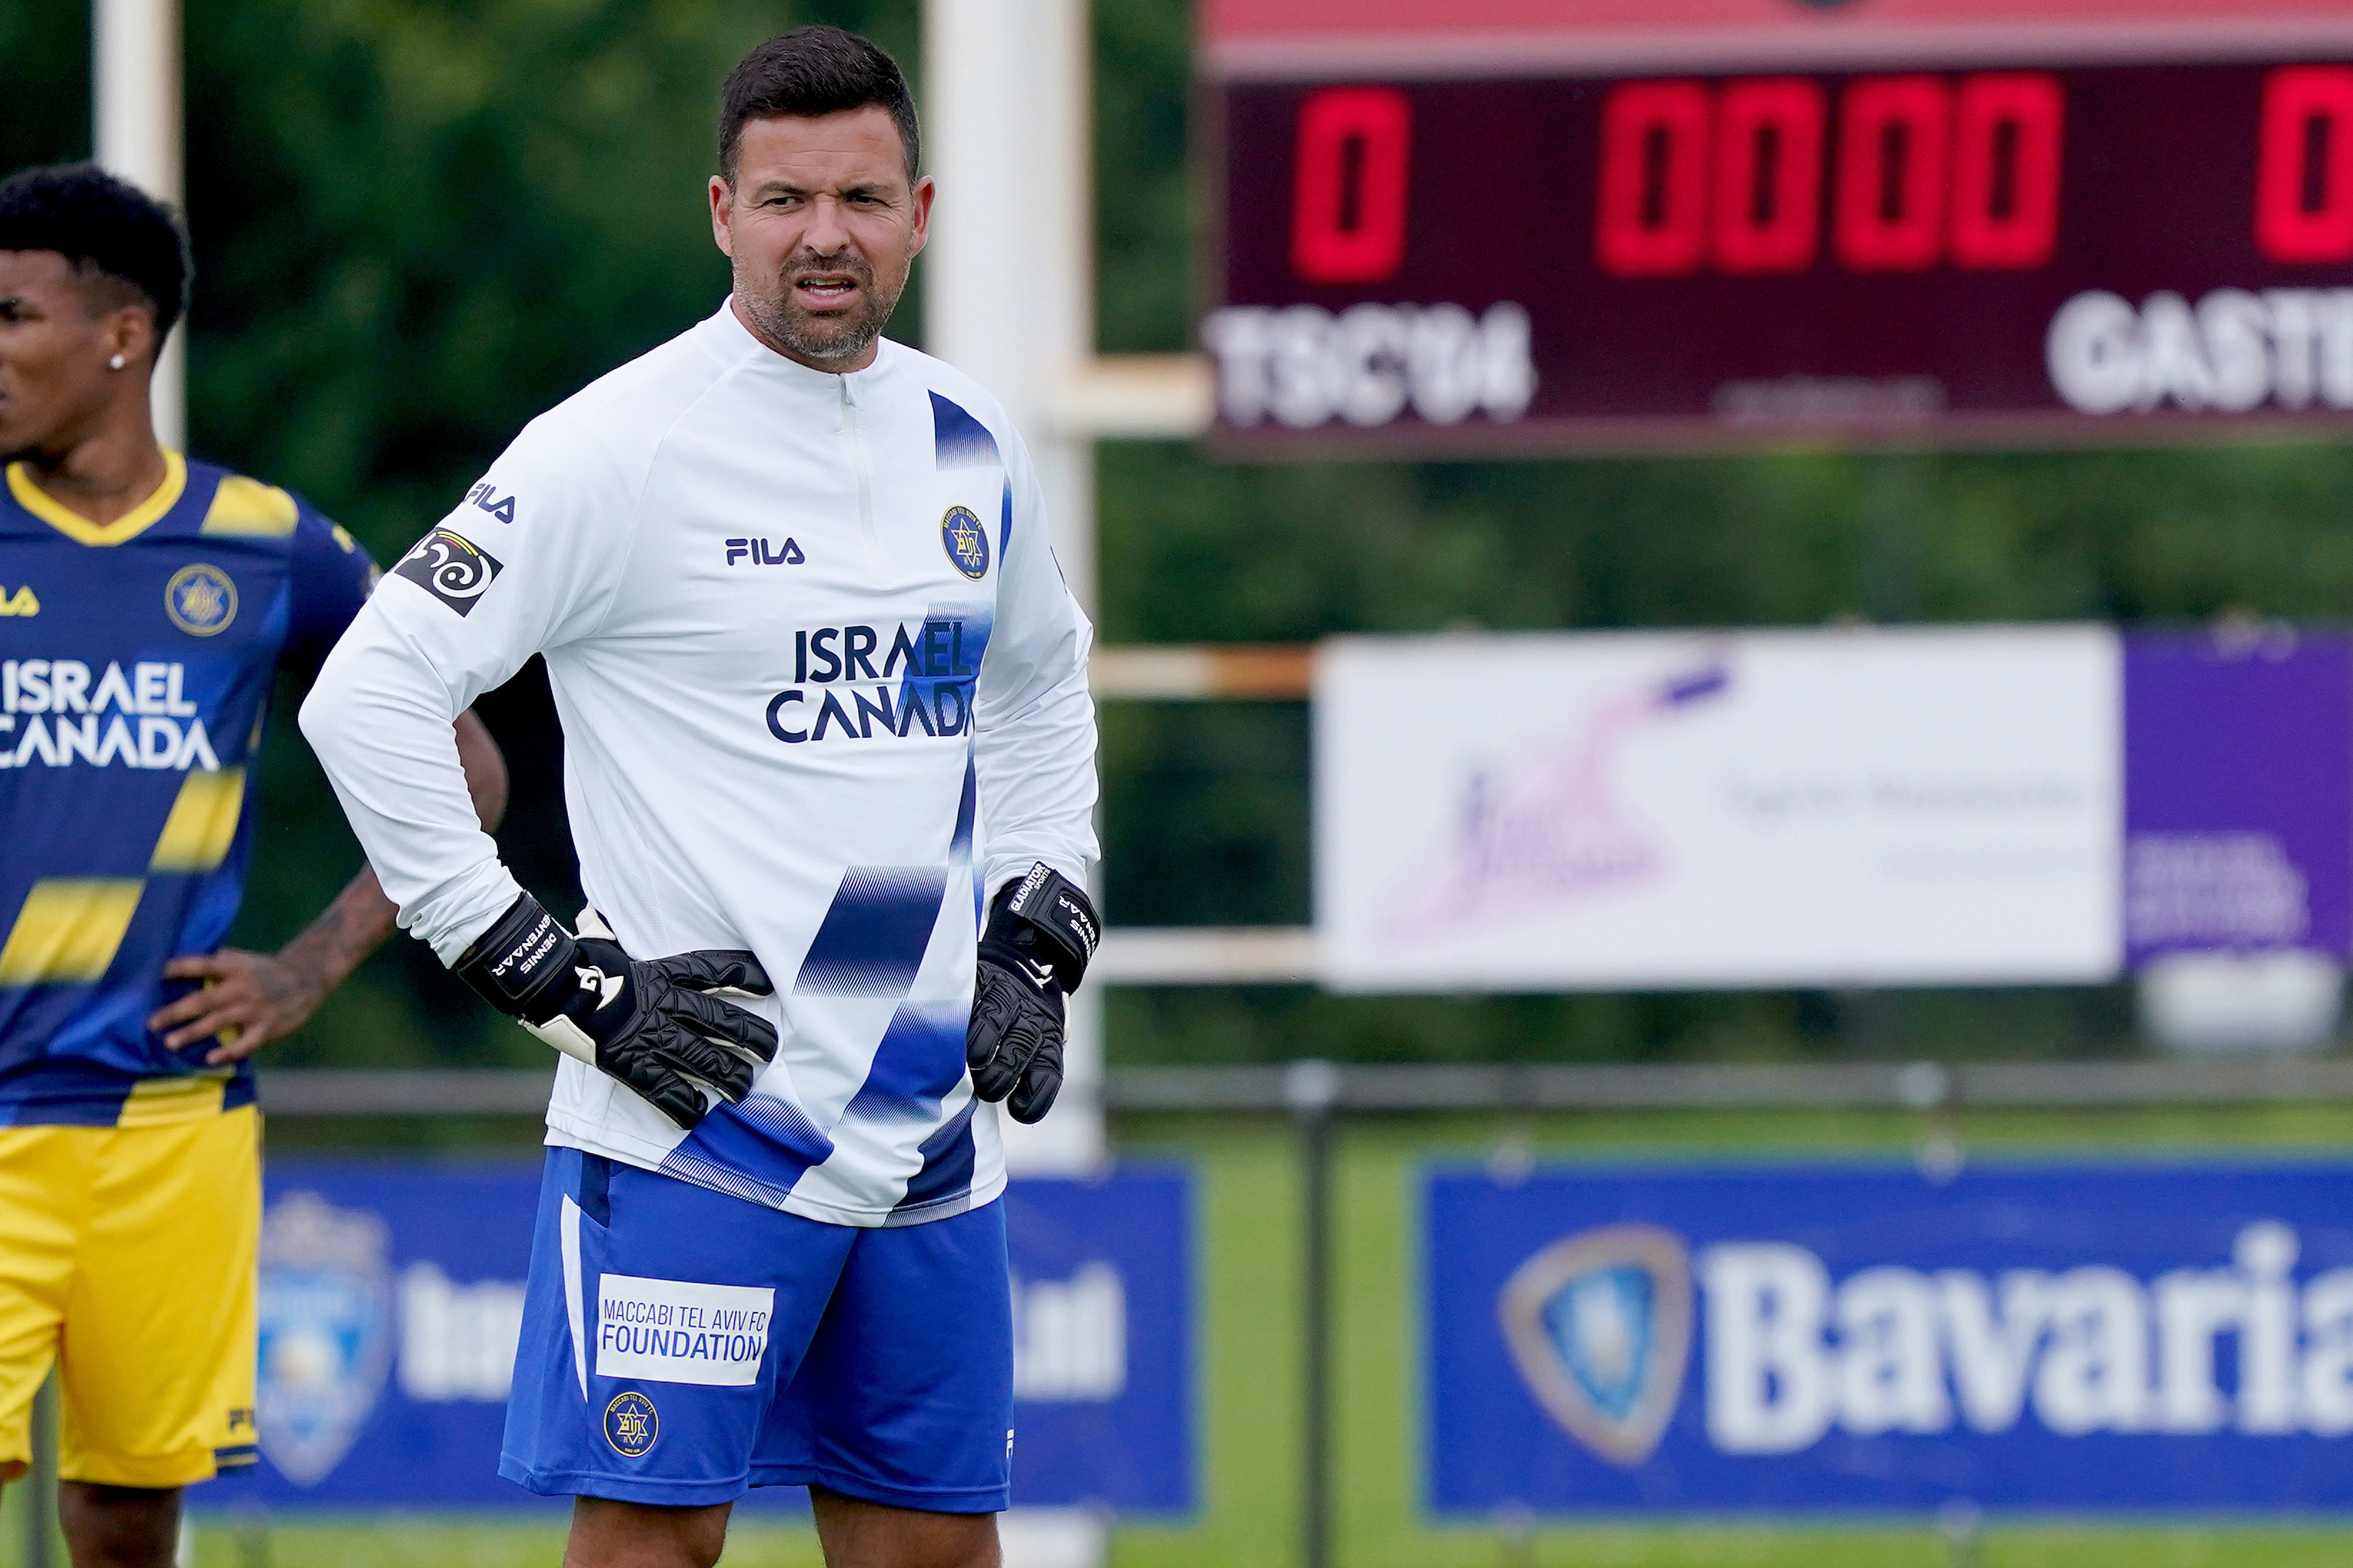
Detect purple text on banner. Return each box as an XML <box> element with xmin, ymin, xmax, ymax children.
<box><xmin>2122</xmin><ymin>629</ymin><xmax>2353</xmax><ymax>966</ymax></box>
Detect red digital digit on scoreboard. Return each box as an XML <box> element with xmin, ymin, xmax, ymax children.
<box><xmin>2255</xmin><ymin>66</ymin><xmax>2353</xmax><ymax>262</ymax></box>
<box><xmin>1594</xmin><ymin>72</ymin><xmax>2065</xmax><ymax>279</ymax></box>
<box><xmin>1592</xmin><ymin>81</ymin><xmax>1712</xmax><ymax>277</ymax></box>
<box><xmin>1714</xmin><ymin>79</ymin><xmax>1825</xmax><ymax>275</ymax></box>
<box><xmin>1950</xmin><ymin>74</ymin><xmax>2067</xmax><ymax>269</ymax></box>
<box><xmin>1291</xmin><ymin>86</ymin><xmax>1412</xmax><ymax>283</ymax></box>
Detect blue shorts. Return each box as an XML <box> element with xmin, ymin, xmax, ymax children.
<box><xmin>499</xmin><ymin>1148</ymin><xmax>1013</xmax><ymax>1513</ymax></box>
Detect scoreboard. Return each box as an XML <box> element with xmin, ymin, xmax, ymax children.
<box><xmin>1199</xmin><ymin>0</ymin><xmax>2353</xmax><ymax>452</ymax></box>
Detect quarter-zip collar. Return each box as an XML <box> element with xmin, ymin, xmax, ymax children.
<box><xmin>705</xmin><ymin>300</ymin><xmax>889</xmax><ymax>572</ymax></box>
<box><xmin>703</xmin><ymin>297</ymin><xmax>896</xmax><ymax>402</ymax></box>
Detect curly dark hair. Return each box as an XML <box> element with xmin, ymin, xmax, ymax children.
<box><xmin>719</xmin><ymin>26</ymin><xmax>919</xmax><ymax>184</ymax></box>
<box><xmin>0</xmin><ymin>163</ymin><xmax>191</xmax><ymax>340</ymax></box>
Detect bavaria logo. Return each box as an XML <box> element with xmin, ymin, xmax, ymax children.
<box><xmin>255</xmin><ymin>1193</ymin><xmax>395</xmax><ymax>1485</ymax></box>
<box><xmin>165</xmin><ymin>563</ymin><xmax>236</xmax><ymax>636</ymax></box>
<box><xmin>1499</xmin><ymin>1224</ymin><xmax>1693</xmax><ymax>1467</ymax></box>
<box><xmin>941</xmin><ymin>505</ymin><xmax>989</xmax><ymax>579</ymax></box>
<box><xmin>605</xmin><ymin>1391</ymin><xmax>659</xmax><ymax>1457</ymax></box>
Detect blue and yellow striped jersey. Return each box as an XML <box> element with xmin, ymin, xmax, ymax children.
<box><xmin>0</xmin><ymin>453</ymin><xmax>376</xmax><ymax>1126</ymax></box>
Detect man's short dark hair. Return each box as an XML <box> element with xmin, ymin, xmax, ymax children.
<box><xmin>719</xmin><ymin>26</ymin><xmax>921</xmax><ymax>185</ymax></box>
<box><xmin>0</xmin><ymin>164</ymin><xmax>190</xmax><ymax>341</ymax></box>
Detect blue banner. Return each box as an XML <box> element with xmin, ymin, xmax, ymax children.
<box><xmin>1427</xmin><ymin>1161</ymin><xmax>2353</xmax><ymax>1514</ymax></box>
<box><xmin>198</xmin><ymin>1161</ymin><xmax>1191</xmax><ymax>1513</ymax></box>
<box><xmin>1002</xmin><ymin>1174</ymin><xmax>1194</xmax><ymax>1512</ymax></box>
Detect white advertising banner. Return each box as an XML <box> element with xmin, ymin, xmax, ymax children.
<box><xmin>1314</xmin><ymin>626</ymin><xmax>2121</xmax><ymax>990</ymax></box>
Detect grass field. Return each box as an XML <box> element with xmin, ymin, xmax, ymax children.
<box><xmin>15</xmin><ymin>1100</ymin><xmax>2353</xmax><ymax>1566</ymax></box>
<box><xmin>146</xmin><ymin>1517</ymin><xmax>2353</xmax><ymax>1567</ymax></box>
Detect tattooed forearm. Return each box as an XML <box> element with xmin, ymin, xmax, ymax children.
<box><xmin>274</xmin><ymin>865</ymin><xmax>401</xmax><ymax>995</ymax></box>
<box><xmin>278</xmin><ymin>710</ymin><xmax>506</xmax><ymax>991</ymax></box>
<box><xmin>160</xmin><ymin>716</ymin><xmax>508</xmax><ymax>1059</ymax></box>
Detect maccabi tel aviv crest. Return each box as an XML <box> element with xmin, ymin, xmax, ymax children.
<box><xmin>1499</xmin><ymin>1224</ymin><xmax>1694</xmax><ymax>1466</ymax></box>
<box><xmin>941</xmin><ymin>505</ymin><xmax>989</xmax><ymax>580</ymax></box>
<box><xmin>165</xmin><ymin>562</ymin><xmax>237</xmax><ymax>636</ymax></box>
<box><xmin>605</xmin><ymin>1390</ymin><xmax>659</xmax><ymax>1457</ymax></box>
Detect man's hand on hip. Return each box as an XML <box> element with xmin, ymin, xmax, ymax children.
<box><xmin>146</xmin><ymin>949</ymin><xmax>328</xmax><ymax>1063</ymax></box>
<box><xmin>455</xmin><ymin>894</ymin><xmax>778</xmax><ymax>1129</ymax></box>
<box><xmin>967</xmin><ymin>863</ymin><xmax>1099</xmax><ymax>1125</ymax></box>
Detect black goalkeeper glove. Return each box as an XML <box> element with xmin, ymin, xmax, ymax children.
<box><xmin>454</xmin><ymin>893</ymin><xmax>778</xmax><ymax>1130</ymax></box>
<box><xmin>968</xmin><ymin>863</ymin><xmax>1099</xmax><ymax>1125</ymax></box>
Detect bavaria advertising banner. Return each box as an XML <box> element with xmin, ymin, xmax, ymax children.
<box><xmin>1427</xmin><ymin>1161</ymin><xmax>2353</xmax><ymax>1513</ymax></box>
<box><xmin>197</xmin><ymin>1163</ymin><xmax>1192</xmax><ymax>1514</ymax></box>
<box><xmin>1317</xmin><ymin>625</ymin><xmax>2353</xmax><ymax>992</ymax></box>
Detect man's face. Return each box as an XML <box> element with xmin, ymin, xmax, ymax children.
<box><xmin>0</xmin><ymin>251</ymin><xmax>146</xmax><ymax>461</ymax></box>
<box><xmin>709</xmin><ymin>106</ymin><xmax>932</xmax><ymax>372</ymax></box>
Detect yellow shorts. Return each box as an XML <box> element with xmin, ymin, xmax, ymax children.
<box><xmin>0</xmin><ymin>1104</ymin><xmax>259</xmax><ymax>1487</ymax></box>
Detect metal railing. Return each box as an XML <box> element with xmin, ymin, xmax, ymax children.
<box><xmin>256</xmin><ymin>1053</ymin><xmax>2353</xmax><ymax>1119</ymax></box>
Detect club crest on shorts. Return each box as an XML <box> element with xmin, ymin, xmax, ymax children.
<box><xmin>941</xmin><ymin>505</ymin><xmax>989</xmax><ymax>579</ymax></box>
<box><xmin>605</xmin><ymin>1390</ymin><xmax>659</xmax><ymax>1457</ymax></box>
<box><xmin>165</xmin><ymin>563</ymin><xmax>236</xmax><ymax>636</ymax></box>
<box><xmin>392</xmin><ymin>528</ymin><xmax>503</xmax><ymax>616</ymax></box>
<box><xmin>255</xmin><ymin>1192</ymin><xmax>395</xmax><ymax>1485</ymax></box>
<box><xmin>1498</xmin><ymin>1224</ymin><xmax>1692</xmax><ymax>1467</ymax></box>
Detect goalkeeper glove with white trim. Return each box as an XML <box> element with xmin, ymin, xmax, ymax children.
<box><xmin>454</xmin><ymin>893</ymin><xmax>777</xmax><ymax>1130</ymax></box>
<box><xmin>967</xmin><ymin>863</ymin><xmax>1099</xmax><ymax>1125</ymax></box>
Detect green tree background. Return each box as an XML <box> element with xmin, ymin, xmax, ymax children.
<box><xmin>6</xmin><ymin>0</ymin><xmax>2349</xmax><ymax>1069</ymax></box>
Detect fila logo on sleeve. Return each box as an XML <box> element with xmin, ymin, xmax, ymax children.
<box><xmin>462</xmin><ymin>482</ymin><xmax>518</xmax><ymax>524</ymax></box>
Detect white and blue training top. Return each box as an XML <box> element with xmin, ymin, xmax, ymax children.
<box><xmin>301</xmin><ymin>301</ymin><xmax>1099</xmax><ymax>1227</ymax></box>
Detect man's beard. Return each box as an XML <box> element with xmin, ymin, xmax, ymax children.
<box><xmin>739</xmin><ymin>251</ymin><xmax>906</xmax><ymax>365</ymax></box>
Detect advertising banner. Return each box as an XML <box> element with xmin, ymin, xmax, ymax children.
<box><xmin>1317</xmin><ymin>625</ymin><xmax>2121</xmax><ymax>990</ymax></box>
<box><xmin>2124</xmin><ymin>630</ymin><xmax>2353</xmax><ymax>965</ymax></box>
<box><xmin>1427</xmin><ymin>1161</ymin><xmax>2353</xmax><ymax>1514</ymax></box>
<box><xmin>201</xmin><ymin>1163</ymin><xmax>1192</xmax><ymax>1513</ymax></box>
<box><xmin>1317</xmin><ymin>625</ymin><xmax>2353</xmax><ymax>992</ymax></box>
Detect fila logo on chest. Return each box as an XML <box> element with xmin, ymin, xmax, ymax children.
<box><xmin>725</xmin><ymin>538</ymin><xmax>804</xmax><ymax>567</ymax></box>
<box><xmin>0</xmin><ymin>584</ymin><xmax>36</xmax><ymax>616</ymax></box>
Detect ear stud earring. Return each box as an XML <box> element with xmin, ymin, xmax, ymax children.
<box><xmin>108</xmin><ymin>354</ymin><xmax>126</xmax><ymax>371</ymax></box>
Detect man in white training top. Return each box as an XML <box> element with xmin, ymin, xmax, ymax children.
<box><xmin>301</xmin><ymin>26</ymin><xmax>1099</xmax><ymax>1568</ymax></box>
